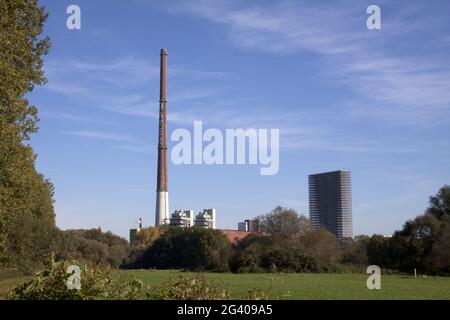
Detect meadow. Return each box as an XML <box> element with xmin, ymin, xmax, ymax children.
<box><xmin>115</xmin><ymin>270</ymin><xmax>450</xmax><ymax>300</ymax></box>
<box><xmin>1</xmin><ymin>268</ymin><xmax>449</xmax><ymax>300</ymax></box>
<box><xmin>0</xmin><ymin>268</ymin><xmax>31</xmax><ymax>300</ymax></box>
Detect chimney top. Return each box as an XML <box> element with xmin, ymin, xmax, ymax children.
<box><xmin>161</xmin><ymin>48</ymin><xmax>167</xmax><ymax>55</ymax></box>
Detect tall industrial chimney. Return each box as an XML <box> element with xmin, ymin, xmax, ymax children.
<box><xmin>155</xmin><ymin>48</ymin><xmax>169</xmax><ymax>226</ymax></box>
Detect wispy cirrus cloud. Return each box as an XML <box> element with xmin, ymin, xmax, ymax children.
<box><xmin>85</xmin><ymin>90</ymin><xmax>421</xmax><ymax>154</ymax></box>
<box><xmin>112</xmin><ymin>144</ymin><xmax>155</xmax><ymax>155</ymax></box>
<box><xmin>43</xmin><ymin>0</ymin><xmax>447</xmax><ymax>154</ymax></box>
<box><xmin>64</xmin><ymin>130</ymin><xmax>136</xmax><ymax>142</ymax></box>
<box><xmin>171</xmin><ymin>68</ymin><xmax>233</xmax><ymax>80</ymax></box>
<box><xmin>281</xmin><ymin>136</ymin><xmax>422</xmax><ymax>154</ymax></box>
<box><xmin>165</xmin><ymin>0</ymin><xmax>365</xmax><ymax>55</ymax></box>
<box><xmin>45</xmin><ymin>57</ymin><xmax>159</xmax><ymax>87</ymax></box>
<box><xmin>44</xmin><ymin>56</ymin><xmax>232</xmax><ymax>90</ymax></box>
<box><xmin>42</xmin><ymin>55</ymin><xmax>233</xmax><ymax>126</ymax></box>
<box><xmin>63</xmin><ymin>130</ymin><xmax>156</xmax><ymax>155</ymax></box>
<box><xmin>161</xmin><ymin>0</ymin><xmax>450</xmax><ymax>124</ymax></box>
<box><xmin>41</xmin><ymin>111</ymin><xmax>117</xmax><ymax>126</ymax></box>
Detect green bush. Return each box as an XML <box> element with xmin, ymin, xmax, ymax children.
<box><xmin>55</xmin><ymin>228</ymin><xmax>129</xmax><ymax>268</ymax></box>
<box><xmin>231</xmin><ymin>234</ymin><xmax>318</xmax><ymax>273</ymax></box>
<box><xmin>141</xmin><ymin>227</ymin><xmax>231</xmax><ymax>272</ymax></box>
<box><xmin>10</xmin><ymin>255</ymin><xmax>143</xmax><ymax>300</ymax></box>
<box><xmin>260</xmin><ymin>244</ymin><xmax>318</xmax><ymax>273</ymax></box>
<box><xmin>122</xmin><ymin>227</ymin><xmax>166</xmax><ymax>269</ymax></box>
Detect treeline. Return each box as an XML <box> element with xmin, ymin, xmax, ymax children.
<box><xmin>55</xmin><ymin>228</ymin><xmax>130</xmax><ymax>268</ymax></box>
<box><xmin>365</xmin><ymin>186</ymin><xmax>450</xmax><ymax>274</ymax></box>
<box><xmin>125</xmin><ymin>187</ymin><xmax>450</xmax><ymax>275</ymax></box>
<box><xmin>0</xmin><ymin>0</ymin><xmax>132</xmax><ymax>274</ymax></box>
<box><xmin>124</xmin><ymin>227</ymin><xmax>231</xmax><ymax>271</ymax></box>
<box><xmin>123</xmin><ymin>208</ymin><xmax>353</xmax><ymax>273</ymax></box>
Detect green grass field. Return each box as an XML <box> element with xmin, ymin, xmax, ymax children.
<box><xmin>0</xmin><ymin>268</ymin><xmax>32</xmax><ymax>300</ymax></box>
<box><xmin>2</xmin><ymin>268</ymin><xmax>450</xmax><ymax>300</ymax></box>
<box><xmin>115</xmin><ymin>270</ymin><xmax>450</xmax><ymax>300</ymax></box>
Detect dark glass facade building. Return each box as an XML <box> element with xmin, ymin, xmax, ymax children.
<box><xmin>309</xmin><ymin>170</ymin><xmax>353</xmax><ymax>239</ymax></box>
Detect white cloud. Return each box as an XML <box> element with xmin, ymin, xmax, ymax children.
<box><xmin>43</xmin><ymin>1</ymin><xmax>450</xmax><ymax>154</ymax></box>
<box><xmin>44</xmin><ymin>56</ymin><xmax>231</xmax><ymax>91</ymax></box>
<box><xmin>163</xmin><ymin>0</ymin><xmax>450</xmax><ymax>124</ymax></box>
<box><xmin>112</xmin><ymin>145</ymin><xmax>155</xmax><ymax>155</ymax></box>
<box><xmin>171</xmin><ymin>68</ymin><xmax>233</xmax><ymax>80</ymax></box>
<box><xmin>45</xmin><ymin>57</ymin><xmax>160</xmax><ymax>87</ymax></box>
<box><xmin>40</xmin><ymin>111</ymin><xmax>117</xmax><ymax>126</ymax></box>
<box><xmin>64</xmin><ymin>130</ymin><xmax>136</xmax><ymax>142</ymax></box>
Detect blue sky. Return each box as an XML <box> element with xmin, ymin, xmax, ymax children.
<box><xmin>30</xmin><ymin>0</ymin><xmax>450</xmax><ymax>239</ymax></box>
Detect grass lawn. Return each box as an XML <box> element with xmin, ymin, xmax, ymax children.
<box><xmin>115</xmin><ymin>270</ymin><xmax>450</xmax><ymax>300</ymax></box>
<box><xmin>0</xmin><ymin>268</ymin><xmax>32</xmax><ymax>300</ymax></box>
<box><xmin>2</xmin><ymin>268</ymin><xmax>449</xmax><ymax>299</ymax></box>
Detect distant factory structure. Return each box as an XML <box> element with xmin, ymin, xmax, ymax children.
<box><xmin>194</xmin><ymin>209</ymin><xmax>216</xmax><ymax>229</ymax></box>
<box><xmin>129</xmin><ymin>217</ymin><xmax>143</xmax><ymax>244</ymax></box>
<box><xmin>155</xmin><ymin>48</ymin><xmax>169</xmax><ymax>227</ymax></box>
<box><xmin>127</xmin><ymin>49</ymin><xmax>260</xmax><ymax>244</ymax></box>
<box><xmin>238</xmin><ymin>219</ymin><xmax>260</xmax><ymax>233</ymax></box>
<box><xmin>169</xmin><ymin>209</ymin><xmax>216</xmax><ymax>229</ymax></box>
<box><xmin>169</xmin><ymin>210</ymin><xmax>194</xmax><ymax>227</ymax></box>
<box><xmin>151</xmin><ymin>50</ymin><xmax>217</xmax><ymax>232</ymax></box>
<box><xmin>221</xmin><ymin>219</ymin><xmax>260</xmax><ymax>243</ymax></box>
<box><xmin>131</xmin><ymin>50</ymin><xmax>354</xmax><ymax>246</ymax></box>
<box><xmin>129</xmin><ymin>210</ymin><xmax>259</xmax><ymax>244</ymax></box>
<box><xmin>308</xmin><ymin>170</ymin><xmax>353</xmax><ymax>239</ymax></box>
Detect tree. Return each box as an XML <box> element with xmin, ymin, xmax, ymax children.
<box><xmin>340</xmin><ymin>235</ymin><xmax>369</xmax><ymax>266</ymax></box>
<box><xmin>388</xmin><ymin>213</ymin><xmax>450</xmax><ymax>274</ymax></box>
<box><xmin>302</xmin><ymin>229</ymin><xmax>341</xmax><ymax>268</ymax></box>
<box><xmin>230</xmin><ymin>233</ymin><xmax>270</xmax><ymax>273</ymax></box>
<box><xmin>141</xmin><ymin>227</ymin><xmax>231</xmax><ymax>271</ymax></box>
<box><xmin>257</xmin><ymin>206</ymin><xmax>309</xmax><ymax>240</ymax></box>
<box><xmin>366</xmin><ymin>234</ymin><xmax>390</xmax><ymax>267</ymax></box>
<box><xmin>428</xmin><ymin>219</ymin><xmax>450</xmax><ymax>274</ymax></box>
<box><xmin>259</xmin><ymin>240</ymin><xmax>317</xmax><ymax>273</ymax></box>
<box><xmin>0</xmin><ymin>0</ymin><xmax>54</xmax><ymax>272</ymax></box>
<box><xmin>230</xmin><ymin>233</ymin><xmax>318</xmax><ymax>273</ymax></box>
<box><xmin>122</xmin><ymin>227</ymin><xmax>166</xmax><ymax>268</ymax></box>
<box><xmin>55</xmin><ymin>229</ymin><xmax>130</xmax><ymax>268</ymax></box>
<box><xmin>426</xmin><ymin>185</ymin><xmax>450</xmax><ymax>219</ymax></box>
<box><xmin>231</xmin><ymin>207</ymin><xmax>350</xmax><ymax>273</ymax></box>
<box><xmin>377</xmin><ymin>186</ymin><xmax>450</xmax><ymax>274</ymax></box>
<box><xmin>0</xmin><ymin>0</ymin><xmax>50</xmax><ymax>139</ymax></box>
<box><xmin>130</xmin><ymin>227</ymin><xmax>165</xmax><ymax>247</ymax></box>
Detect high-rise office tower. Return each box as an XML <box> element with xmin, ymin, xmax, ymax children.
<box><xmin>155</xmin><ymin>49</ymin><xmax>169</xmax><ymax>226</ymax></box>
<box><xmin>308</xmin><ymin>170</ymin><xmax>353</xmax><ymax>239</ymax></box>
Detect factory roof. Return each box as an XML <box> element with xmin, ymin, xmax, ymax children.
<box><xmin>220</xmin><ymin>229</ymin><xmax>251</xmax><ymax>243</ymax></box>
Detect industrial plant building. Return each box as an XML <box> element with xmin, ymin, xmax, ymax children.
<box><xmin>144</xmin><ymin>50</ymin><xmax>354</xmax><ymax>244</ymax></box>
<box><xmin>129</xmin><ymin>217</ymin><xmax>143</xmax><ymax>244</ymax></box>
<box><xmin>135</xmin><ymin>47</ymin><xmax>254</xmax><ymax>244</ymax></box>
<box><xmin>169</xmin><ymin>210</ymin><xmax>194</xmax><ymax>228</ymax></box>
<box><xmin>194</xmin><ymin>209</ymin><xmax>216</xmax><ymax>229</ymax></box>
<box><xmin>223</xmin><ymin>219</ymin><xmax>260</xmax><ymax>243</ymax></box>
<box><xmin>168</xmin><ymin>209</ymin><xmax>216</xmax><ymax>229</ymax></box>
<box><xmin>142</xmin><ymin>48</ymin><xmax>259</xmax><ymax>244</ymax></box>
<box><xmin>308</xmin><ymin>170</ymin><xmax>353</xmax><ymax>239</ymax></box>
<box><xmin>238</xmin><ymin>219</ymin><xmax>260</xmax><ymax>233</ymax></box>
